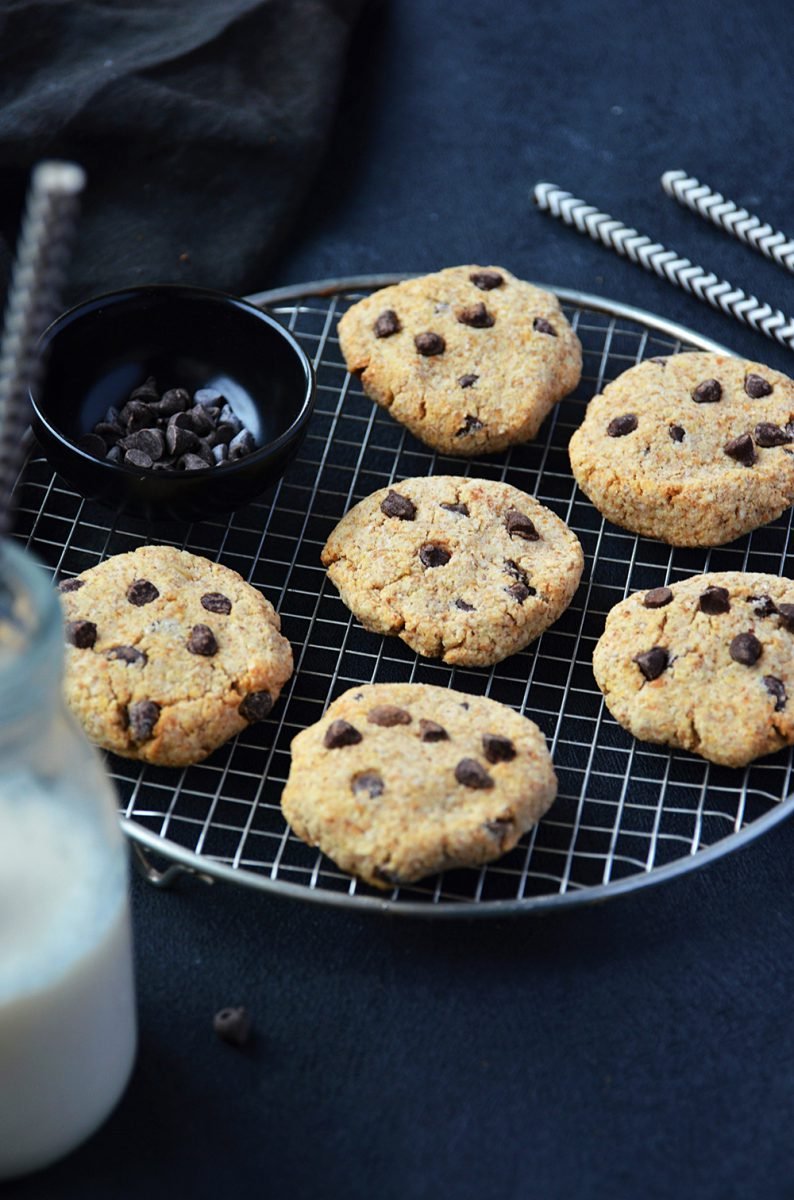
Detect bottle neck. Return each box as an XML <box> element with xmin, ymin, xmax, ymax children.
<box><xmin>0</xmin><ymin>541</ymin><xmax>63</xmax><ymax>737</ymax></box>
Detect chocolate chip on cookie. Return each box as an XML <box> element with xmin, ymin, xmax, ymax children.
<box><xmin>505</xmin><ymin>582</ymin><xmax>534</xmax><ymax>603</ymax></box>
<box><xmin>643</xmin><ymin>587</ymin><xmax>673</xmax><ymax>609</ymax></box>
<box><xmin>533</xmin><ymin>317</ymin><xmax>556</xmax><ymax>336</ymax></box>
<box><xmin>777</xmin><ymin>603</ymin><xmax>794</xmax><ymax>631</ymax></box>
<box><xmin>380</xmin><ymin>490</ymin><xmax>416</xmax><ymax>520</ymax></box>
<box><xmin>440</xmin><ymin>502</ymin><xmax>469</xmax><ymax>516</ymax></box>
<box><xmin>456</xmin><ymin>302</ymin><xmax>494</xmax><ymax>328</ymax></box>
<box><xmin>457</xmin><ymin>373</ymin><xmax>479</xmax><ymax>388</ymax></box>
<box><xmin>351</xmin><ymin>771</ymin><xmax>384</xmax><ymax>798</ymax></box>
<box><xmin>606</xmin><ymin>414</ymin><xmax>638</xmax><ymax>437</ymax></box>
<box><xmin>669</xmin><ymin>424</ymin><xmax>686</xmax><ymax>442</ymax></box>
<box><xmin>482</xmin><ymin>733</ymin><xmax>516</xmax><ymax>763</ymax></box>
<box><xmin>58</xmin><ymin>578</ymin><xmax>84</xmax><ymax>593</ymax></box>
<box><xmin>724</xmin><ymin>433</ymin><xmax>757</xmax><ymax>466</ymax></box>
<box><xmin>324</xmin><ymin>719</ymin><xmax>363</xmax><ymax>749</ymax></box>
<box><xmin>753</xmin><ymin>422</ymin><xmax>791</xmax><ymax>447</ymax></box>
<box><xmin>374</xmin><ymin>309</ymin><xmax>401</xmax><ymax>338</ymax></box>
<box><xmin>367</xmin><ymin>705</ymin><xmax>412</xmax><ymax>727</ymax></box>
<box><xmin>455</xmin><ymin>758</ymin><xmax>494</xmax><ymax>789</ymax></box>
<box><xmin>419</xmin><ymin>718</ymin><xmax>448</xmax><ymax>742</ymax></box>
<box><xmin>730</xmin><ymin>632</ymin><xmax>762</xmax><ymax>665</ymax></box>
<box><xmin>127</xmin><ymin>700</ymin><xmax>160</xmax><ymax>742</ymax></box>
<box><xmin>414</xmin><ymin>331</ymin><xmax>445</xmax><ymax>356</ymax></box>
<box><xmin>201</xmin><ymin>592</ymin><xmax>232</xmax><ymax>614</ymax></box>
<box><xmin>745</xmin><ymin>373</ymin><xmax>773</xmax><ymax>398</ymax></box>
<box><xmin>749</xmin><ymin>594</ymin><xmax>777</xmax><ymax>617</ymax></box>
<box><xmin>66</xmin><ymin>620</ymin><xmax>97</xmax><ymax>649</ymax></box>
<box><xmin>238</xmin><ymin>690</ymin><xmax>273</xmax><ymax>722</ymax></box>
<box><xmin>505</xmin><ymin>509</ymin><xmax>540</xmax><ymax>541</ymax></box>
<box><xmin>107</xmin><ymin>645</ymin><xmax>147</xmax><ymax>666</ymax></box>
<box><xmin>419</xmin><ymin>543</ymin><xmax>451</xmax><ymax>568</ymax></box>
<box><xmin>692</xmin><ymin>378</ymin><xmax>722</xmax><ymax>403</ymax></box>
<box><xmin>633</xmin><ymin>646</ymin><xmax>669</xmax><ymax>680</ymax></box>
<box><xmin>455</xmin><ymin>414</ymin><xmax>484</xmax><ymax>437</ymax></box>
<box><xmin>126</xmin><ymin>578</ymin><xmax>159</xmax><ymax>606</ymax></box>
<box><xmin>698</xmin><ymin>586</ymin><xmax>730</xmax><ymax>615</ymax></box>
<box><xmin>187</xmin><ymin>624</ymin><xmax>218</xmax><ymax>656</ymax></box>
<box><xmin>763</xmin><ymin>676</ymin><xmax>787</xmax><ymax>711</ymax></box>
<box><xmin>455</xmin><ymin>598</ymin><xmax>476</xmax><ymax>611</ymax></box>
<box><xmin>469</xmin><ymin>269</ymin><xmax>503</xmax><ymax>290</ymax></box>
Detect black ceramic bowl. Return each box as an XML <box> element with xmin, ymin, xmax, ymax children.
<box><xmin>30</xmin><ymin>285</ymin><xmax>315</xmax><ymax>522</ymax></box>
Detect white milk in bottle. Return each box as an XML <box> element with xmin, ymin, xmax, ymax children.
<box><xmin>0</xmin><ymin>542</ymin><xmax>137</xmax><ymax>1180</ymax></box>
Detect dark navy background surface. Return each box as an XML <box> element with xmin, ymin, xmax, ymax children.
<box><xmin>9</xmin><ymin>1</ymin><xmax>794</xmax><ymax>1197</ymax></box>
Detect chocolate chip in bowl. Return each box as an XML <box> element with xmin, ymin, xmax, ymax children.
<box><xmin>30</xmin><ymin>285</ymin><xmax>315</xmax><ymax>521</ymax></box>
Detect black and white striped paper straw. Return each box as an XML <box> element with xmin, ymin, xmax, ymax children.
<box><xmin>533</xmin><ymin>182</ymin><xmax>794</xmax><ymax>352</ymax></box>
<box><xmin>662</xmin><ymin>170</ymin><xmax>794</xmax><ymax>276</ymax></box>
<box><xmin>0</xmin><ymin>161</ymin><xmax>85</xmax><ymax>536</ymax></box>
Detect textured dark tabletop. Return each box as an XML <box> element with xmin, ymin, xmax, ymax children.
<box><xmin>9</xmin><ymin>1</ymin><xmax>794</xmax><ymax>1197</ymax></box>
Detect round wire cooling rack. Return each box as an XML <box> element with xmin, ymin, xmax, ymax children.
<box><xmin>13</xmin><ymin>275</ymin><xmax>794</xmax><ymax>917</ymax></box>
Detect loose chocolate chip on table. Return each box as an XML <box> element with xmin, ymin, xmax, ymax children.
<box><xmin>414</xmin><ymin>331</ymin><xmax>445</xmax><ymax>356</ymax></box>
<box><xmin>65</xmin><ymin>620</ymin><xmax>97</xmax><ymax>649</ymax></box>
<box><xmin>763</xmin><ymin>675</ymin><xmax>787</xmax><ymax>711</ymax></box>
<box><xmin>724</xmin><ymin>433</ymin><xmax>756</xmax><ymax>466</ymax></box>
<box><xmin>419</xmin><ymin>719</ymin><xmax>448</xmax><ymax>742</ymax></box>
<box><xmin>187</xmin><ymin>624</ymin><xmax>218</xmax><ymax>656</ymax></box>
<box><xmin>419</xmin><ymin>543</ymin><xmax>451</xmax><ymax>568</ymax></box>
<box><xmin>440</xmin><ymin>502</ymin><xmax>469</xmax><ymax>516</ymax></box>
<box><xmin>482</xmin><ymin>733</ymin><xmax>516</xmax><ymax>763</ymax></box>
<box><xmin>669</xmin><ymin>424</ymin><xmax>686</xmax><ymax>442</ymax></box>
<box><xmin>729</xmin><ymin>632</ymin><xmax>763</xmax><ymax>665</ymax></box>
<box><xmin>749</xmin><ymin>594</ymin><xmax>777</xmax><ymax>618</ymax></box>
<box><xmin>505</xmin><ymin>582</ymin><xmax>533</xmax><ymax>603</ymax></box>
<box><xmin>373</xmin><ymin>309</ymin><xmax>401</xmax><ymax>338</ymax></box>
<box><xmin>458</xmin><ymin>373</ymin><xmax>479</xmax><ymax>388</ymax></box>
<box><xmin>745</xmin><ymin>373</ymin><xmax>773</xmax><ymax>398</ymax></box>
<box><xmin>238</xmin><ymin>690</ymin><xmax>273</xmax><ymax>722</ymax></box>
<box><xmin>533</xmin><ymin>317</ymin><xmax>556</xmax><ymax>336</ymax></box>
<box><xmin>351</xmin><ymin>771</ymin><xmax>384</xmax><ymax>798</ymax></box>
<box><xmin>633</xmin><ymin>646</ymin><xmax>669</xmax><ymax>681</ymax></box>
<box><xmin>753</xmin><ymin>422</ymin><xmax>792</xmax><ymax>447</ymax></box>
<box><xmin>213</xmin><ymin>1006</ymin><xmax>252</xmax><ymax>1047</ymax></box>
<box><xmin>78</xmin><ymin>433</ymin><xmax>107</xmax><ymax>457</ymax></box>
<box><xmin>455</xmin><ymin>598</ymin><xmax>476</xmax><ymax>611</ymax></box>
<box><xmin>367</xmin><ymin>705</ymin><xmax>412</xmax><ymax>727</ymax></box>
<box><xmin>777</xmin><ymin>604</ymin><xmax>794</xmax><ymax>631</ymax></box>
<box><xmin>124</xmin><ymin>448</ymin><xmax>154</xmax><ymax>469</ymax></box>
<box><xmin>455</xmin><ymin>414</ymin><xmax>484</xmax><ymax>437</ymax></box>
<box><xmin>643</xmin><ymin>587</ymin><xmax>673</xmax><ymax>609</ymax></box>
<box><xmin>505</xmin><ymin>509</ymin><xmax>540</xmax><ymax>540</ymax></box>
<box><xmin>692</xmin><ymin>379</ymin><xmax>722</xmax><ymax>404</ymax></box>
<box><xmin>107</xmin><ymin>645</ymin><xmax>147</xmax><ymax>666</ymax></box>
<box><xmin>57</xmin><ymin>577</ymin><xmax>84</xmax><ymax>593</ymax></box>
<box><xmin>127</xmin><ymin>579</ymin><xmax>159</xmax><ymax>606</ymax></box>
<box><xmin>201</xmin><ymin>592</ymin><xmax>232</xmax><ymax>615</ymax></box>
<box><xmin>698</xmin><ymin>586</ymin><xmax>730</xmax><ymax>615</ymax></box>
<box><xmin>456</xmin><ymin>301</ymin><xmax>495</xmax><ymax>328</ymax></box>
<box><xmin>606</xmin><ymin>413</ymin><xmax>638</xmax><ymax>438</ymax></box>
<box><xmin>380</xmin><ymin>490</ymin><xmax>416</xmax><ymax>520</ymax></box>
<box><xmin>323</xmin><ymin>719</ymin><xmax>363</xmax><ymax>749</ymax></box>
<box><xmin>455</xmin><ymin>757</ymin><xmax>494</xmax><ymax>789</ymax></box>
<box><xmin>128</xmin><ymin>699</ymin><xmax>160</xmax><ymax>741</ymax></box>
<box><xmin>469</xmin><ymin>269</ymin><xmax>503</xmax><ymax>290</ymax></box>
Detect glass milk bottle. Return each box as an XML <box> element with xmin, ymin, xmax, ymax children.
<box><xmin>0</xmin><ymin>540</ymin><xmax>136</xmax><ymax>1180</ymax></box>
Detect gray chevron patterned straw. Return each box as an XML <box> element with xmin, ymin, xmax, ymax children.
<box><xmin>533</xmin><ymin>181</ymin><xmax>794</xmax><ymax>351</ymax></box>
<box><xmin>0</xmin><ymin>161</ymin><xmax>85</xmax><ymax>537</ymax></box>
<box><xmin>662</xmin><ymin>170</ymin><xmax>794</xmax><ymax>275</ymax></box>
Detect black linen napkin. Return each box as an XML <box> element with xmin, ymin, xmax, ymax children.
<box><xmin>0</xmin><ymin>0</ymin><xmax>367</xmax><ymax>303</ymax></box>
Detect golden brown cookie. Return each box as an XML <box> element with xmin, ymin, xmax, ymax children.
<box><xmin>281</xmin><ymin>683</ymin><xmax>557</xmax><ymax>888</ymax></box>
<box><xmin>321</xmin><ymin>475</ymin><xmax>584</xmax><ymax>667</ymax></box>
<box><xmin>593</xmin><ymin>571</ymin><xmax>794</xmax><ymax>766</ymax></box>
<box><xmin>569</xmin><ymin>351</ymin><xmax>794</xmax><ymax>546</ymax></box>
<box><xmin>337</xmin><ymin>265</ymin><xmax>582</xmax><ymax>455</ymax></box>
<box><xmin>58</xmin><ymin>545</ymin><xmax>293</xmax><ymax>766</ymax></box>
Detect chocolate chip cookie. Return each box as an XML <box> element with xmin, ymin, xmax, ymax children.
<box><xmin>58</xmin><ymin>545</ymin><xmax>293</xmax><ymax>766</ymax></box>
<box><xmin>281</xmin><ymin>683</ymin><xmax>557</xmax><ymax>888</ymax></box>
<box><xmin>321</xmin><ymin>476</ymin><xmax>584</xmax><ymax>666</ymax></box>
<box><xmin>593</xmin><ymin>572</ymin><xmax>794</xmax><ymax>766</ymax></box>
<box><xmin>568</xmin><ymin>352</ymin><xmax>794</xmax><ymax>546</ymax></box>
<box><xmin>337</xmin><ymin>266</ymin><xmax>582</xmax><ymax>456</ymax></box>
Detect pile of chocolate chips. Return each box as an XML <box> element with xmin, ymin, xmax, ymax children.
<box><xmin>78</xmin><ymin>378</ymin><xmax>257</xmax><ymax>471</ymax></box>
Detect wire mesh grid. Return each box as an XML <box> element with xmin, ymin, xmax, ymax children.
<box><xmin>12</xmin><ymin>277</ymin><xmax>794</xmax><ymax>916</ymax></box>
